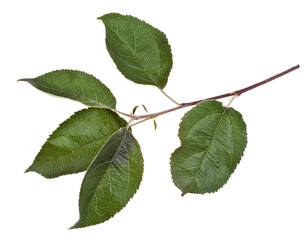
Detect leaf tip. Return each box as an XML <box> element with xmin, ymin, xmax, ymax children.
<box><xmin>69</xmin><ymin>222</ymin><xmax>79</xmax><ymax>230</ymax></box>
<box><xmin>17</xmin><ymin>78</ymin><xmax>33</xmax><ymax>83</ymax></box>
<box><xmin>181</xmin><ymin>191</ymin><xmax>187</xmax><ymax>197</ymax></box>
<box><xmin>24</xmin><ymin>166</ymin><xmax>32</xmax><ymax>174</ymax></box>
<box><xmin>97</xmin><ymin>13</ymin><xmax>112</xmax><ymax>22</ymax></box>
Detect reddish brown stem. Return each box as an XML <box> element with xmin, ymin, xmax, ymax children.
<box><xmin>132</xmin><ymin>65</ymin><xmax>300</xmax><ymax>121</ymax></box>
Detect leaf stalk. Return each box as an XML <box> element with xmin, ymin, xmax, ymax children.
<box><xmin>160</xmin><ymin>89</ymin><xmax>181</xmax><ymax>105</ymax></box>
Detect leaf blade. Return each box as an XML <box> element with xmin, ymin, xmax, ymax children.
<box><xmin>26</xmin><ymin>108</ymin><xmax>127</xmax><ymax>178</ymax></box>
<box><xmin>71</xmin><ymin>127</ymin><xmax>143</xmax><ymax>229</ymax></box>
<box><xmin>99</xmin><ymin>13</ymin><xmax>172</xmax><ymax>89</ymax></box>
<box><xmin>19</xmin><ymin>70</ymin><xmax>116</xmax><ymax>108</ymax></box>
<box><xmin>171</xmin><ymin>100</ymin><xmax>247</xmax><ymax>195</ymax></box>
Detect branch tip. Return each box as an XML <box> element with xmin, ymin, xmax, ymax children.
<box><xmin>129</xmin><ymin>65</ymin><xmax>300</xmax><ymax>125</ymax></box>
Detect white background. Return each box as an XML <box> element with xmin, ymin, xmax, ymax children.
<box><xmin>1</xmin><ymin>0</ymin><xmax>307</xmax><ymax>239</ymax></box>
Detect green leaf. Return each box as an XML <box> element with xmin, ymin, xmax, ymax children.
<box><xmin>19</xmin><ymin>70</ymin><xmax>116</xmax><ymax>109</ymax></box>
<box><xmin>71</xmin><ymin>127</ymin><xmax>143</xmax><ymax>229</ymax></box>
<box><xmin>25</xmin><ymin>108</ymin><xmax>127</xmax><ymax>178</ymax></box>
<box><xmin>170</xmin><ymin>100</ymin><xmax>247</xmax><ymax>195</ymax></box>
<box><xmin>99</xmin><ymin>13</ymin><xmax>173</xmax><ymax>89</ymax></box>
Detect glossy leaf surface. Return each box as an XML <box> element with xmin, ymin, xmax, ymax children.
<box><xmin>19</xmin><ymin>70</ymin><xmax>116</xmax><ymax>108</ymax></box>
<box><xmin>71</xmin><ymin>127</ymin><xmax>143</xmax><ymax>228</ymax></box>
<box><xmin>26</xmin><ymin>108</ymin><xmax>127</xmax><ymax>178</ymax></box>
<box><xmin>99</xmin><ymin>13</ymin><xmax>172</xmax><ymax>89</ymax></box>
<box><xmin>171</xmin><ymin>100</ymin><xmax>247</xmax><ymax>195</ymax></box>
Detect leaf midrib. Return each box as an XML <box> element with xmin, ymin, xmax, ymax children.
<box><xmin>30</xmin><ymin>79</ymin><xmax>111</xmax><ymax>108</ymax></box>
<box><xmin>106</xmin><ymin>22</ymin><xmax>161</xmax><ymax>88</ymax></box>
<box><xmin>34</xmin><ymin>135</ymin><xmax>107</xmax><ymax>166</ymax></box>
<box><xmin>80</xmin><ymin>129</ymin><xmax>129</xmax><ymax>221</ymax></box>
<box><xmin>184</xmin><ymin>109</ymin><xmax>230</xmax><ymax>193</ymax></box>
